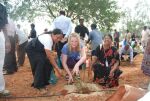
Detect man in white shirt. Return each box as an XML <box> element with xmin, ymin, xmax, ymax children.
<box><xmin>125</xmin><ymin>30</ymin><xmax>132</xmax><ymax>44</ymax></box>
<box><xmin>51</xmin><ymin>10</ymin><xmax>72</xmax><ymax>38</ymax></box>
<box><xmin>16</xmin><ymin>24</ymin><xmax>28</xmax><ymax>67</ymax></box>
<box><xmin>0</xmin><ymin>3</ymin><xmax>10</xmax><ymax>96</ymax></box>
<box><xmin>26</xmin><ymin>28</ymin><xmax>63</xmax><ymax>90</ymax></box>
<box><xmin>119</xmin><ymin>44</ymin><xmax>137</xmax><ymax>64</ymax></box>
<box><xmin>141</xmin><ymin>26</ymin><xmax>150</xmax><ymax>51</ymax></box>
<box><xmin>51</xmin><ymin>10</ymin><xmax>72</xmax><ymax>68</ymax></box>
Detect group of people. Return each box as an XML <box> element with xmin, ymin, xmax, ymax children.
<box><xmin>0</xmin><ymin>6</ymin><xmax>149</xmax><ymax>100</ymax></box>
<box><xmin>25</xmin><ymin>10</ymin><xmax>123</xmax><ymax>92</ymax></box>
<box><xmin>105</xmin><ymin>26</ymin><xmax>150</xmax><ymax>101</ymax></box>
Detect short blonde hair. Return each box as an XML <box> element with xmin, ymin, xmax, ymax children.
<box><xmin>68</xmin><ymin>33</ymin><xmax>81</xmax><ymax>53</ymax></box>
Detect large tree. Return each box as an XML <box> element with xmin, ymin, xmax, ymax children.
<box><xmin>119</xmin><ymin>0</ymin><xmax>150</xmax><ymax>35</ymax></box>
<box><xmin>9</xmin><ymin>0</ymin><xmax>120</xmax><ymax>30</ymax></box>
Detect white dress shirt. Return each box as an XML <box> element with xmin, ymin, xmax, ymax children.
<box><xmin>51</xmin><ymin>15</ymin><xmax>72</xmax><ymax>38</ymax></box>
<box><xmin>38</xmin><ymin>34</ymin><xmax>53</xmax><ymax>51</ymax></box>
<box><xmin>3</xmin><ymin>18</ymin><xmax>16</xmax><ymax>37</ymax></box>
<box><xmin>16</xmin><ymin>28</ymin><xmax>28</xmax><ymax>45</ymax></box>
<box><xmin>141</xmin><ymin>30</ymin><xmax>150</xmax><ymax>47</ymax></box>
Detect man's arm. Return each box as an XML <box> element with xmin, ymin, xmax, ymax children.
<box><xmin>86</xmin><ymin>32</ymin><xmax>92</xmax><ymax>44</ymax></box>
<box><xmin>64</xmin><ymin>19</ymin><xmax>72</xmax><ymax>38</ymax></box>
<box><xmin>75</xmin><ymin>25</ymin><xmax>79</xmax><ymax>33</ymax></box>
<box><xmin>86</xmin><ymin>27</ymin><xmax>89</xmax><ymax>36</ymax></box>
<box><xmin>45</xmin><ymin>49</ymin><xmax>61</xmax><ymax>76</ymax></box>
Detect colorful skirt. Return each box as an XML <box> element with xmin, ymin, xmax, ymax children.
<box><xmin>141</xmin><ymin>39</ymin><xmax>150</xmax><ymax>75</ymax></box>
<box><xmin>93</xmin><ymin>63</ymin><xmax>122</xmax><ymax>88</ymax></box>
<box><xmin>141</xmin><ymin>54</ymin><xmax>150</xmax><ymax>75</ymax></box>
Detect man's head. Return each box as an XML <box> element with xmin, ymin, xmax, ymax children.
<box><xmin>31</xmin><ymin>23</ymin><xmax>35</xmax><ymax>29</ymax></box>
<box><xmin>144</xmin><ymin>26</ymin><xmax>147</xmax><ymax>30</ymax></box>
<box><xmin>17</xmin><ymin>24</ymin><xmax>21</xmax><ymax>29</ymax></box>
<box><xmin>91</xmin><ymin>24</ymin><xmax>97</xmax><ymax>30</ymax></box>
<box><xmin>124</xmin><ymin>44</ymin><xmax>130</xmax><ymax>51</ymax></box>
<box><xmin>126</xmin><ymin>29</ymin><xmax>129</xmax><ymax>33</ymax></box>
<box><xmin>51</xmin><ymin>28</ymin><xmax>63</xmax><ymax>43</ymax></box>
<box><xmin>59</xmin><ymin>10</ymin><xmax>65</xmax><ymax>16</ymax></box>
<box><xmin>79</xmin><ymin>17</ymin><xmax>84</xmax><ymax>25</ymax></box>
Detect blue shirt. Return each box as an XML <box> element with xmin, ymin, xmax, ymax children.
<box><xmin>61</xmin><ymin>44</ymin><xmax>82</xmax><ymax>60</ymax></box>
<box><xmin>89</xmin><ymin>29</ymin><xmax>103</xmax><ymax>50</ymax></box>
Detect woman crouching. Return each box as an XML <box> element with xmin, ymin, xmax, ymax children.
<box><xmin>92</xmin><ymin>34</ymin><xmax>122</xmax><ymax>88</ymax></box>
<box><xmin>61</xmin><ymin>33</ymin><xmax>86</xmax><ymax>84</ymax></box>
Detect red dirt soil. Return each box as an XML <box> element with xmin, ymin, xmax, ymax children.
<box><xmin>1</xmin><ymin>54</ymin><xmax>150</xmax><ymax>101</ymax></box>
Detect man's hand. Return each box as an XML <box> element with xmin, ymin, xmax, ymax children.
<box><xmin>61</xmin><ymin>37</ymin><xmax>67</xmax><ymax>43</ymax></box>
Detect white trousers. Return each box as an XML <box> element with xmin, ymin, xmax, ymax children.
<box><xmin>0</xmin><ymin>31</ymin><xmax>5</xmax><ymax>91</ymax></box>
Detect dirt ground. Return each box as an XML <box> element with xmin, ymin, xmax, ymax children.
<box><xmin>1</xmin><ymin>53</ymin><xmax>150</xmax><ymax>101</ymax></box>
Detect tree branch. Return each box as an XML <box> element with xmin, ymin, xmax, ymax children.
<box><xmin>42</xmin><ymin>0</ymin><xmax>56</xmax><ymax>19</ymax></box>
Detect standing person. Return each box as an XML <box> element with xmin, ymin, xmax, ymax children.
<box><xmin>16</xmin><ymin>24</ymin><xmax>28</xmax><ymax>67</ymax></box>
<box><xmin>51</xmin><ymin>10</ymin><xmax>72</xmax><ymax>39</ymax></box>
<box><xmin>3</xmin><ymin>18</ymin><xmax>17</xmax><ymax>74</ymax></box>
<box><xmin>51</xmin><ymin>10</ymin><xmax>72</xmax><ymax>68</ymax></box>
<box><xmin>141</xmin><ymin>26</ymin><xmax>150</xmax><ymax>51</ymax></box>
<box><xmin>61</xmin><ymin>33</ymin><xmax>86</xmax><ymax>84</ymax></box>
<box><xmin>87</xmin><ymin>24</ymin><xmax>103</xmax><ymax>55</ymax></box>
<box><xmin>0</xmin><ymin>3</ymin><xmax>10</xmax><ymax>96</ymax></box>
<box><xmin>28</xmin><ymin>23</ymin><xmax>36</xmax><ymax>41</ymax></box>
<box><xmin>131</xmin><ymin>33</ymin><xmax>136</xmax><ymax>47</ymax></box>
<box><xmin>131</xmin><ymin>33</ymin><xmax>136</xmax><ymax>42</ymax></box>
<box><xmin>141</xmin><ymin>38</ymin><xmax>150</xmax><ymax>75</ymax></box>
<box><xmin>75</xmin><ymin>17</ymin><xmax>89</xmax><ymax>40</ymax></box>
<box><xmin>113</xmin><ymin>29</ymin><xmax>120</xmax><ymax>49</ymax></box>
<box><xmin>92</xmin><ymin>34</ymin><xmax>122</xmax><ymax>88</ymax></box>
<box><xmin>125</xmin><ymin>29</ymin><xmax>132</xmax><ymax>44</ymax></box>
<box><xmin>26</xmin><ymin>28</ymin><xmax>63</xmax><ymax>90</ymax></box>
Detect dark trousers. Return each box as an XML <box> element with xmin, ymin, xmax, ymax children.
<box><xmin>93</xmin><ymin>64</ymin><xmax>110</xmax><ymax>81</ymax></box>
<box><xmin>55</xmin><ymin>35</ymin><xmax>67</xmax><ymax>69</ymax></box>
<box><xmin>17</xmin><ymin>41</ymin><xmax>28</xmax><ymax>66</ymax></box>
<box><xmin>3</xmin><ymin>36</ymin><xmax>17</xmax><ymax>73</ymax></box>
<box><xmin>26</xmin><ymin>51</ymin><xmax>52</xmax><ymax>89</ymax></box>
<box><xmin>93</xmin><ymin>63</ymin><xmax>122</xmax><ymax>87</ymax></box>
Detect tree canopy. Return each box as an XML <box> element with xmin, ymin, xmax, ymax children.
<box><xmin>119</xmin><ymin>0</ymin><xmax>150</xmax><ymax>35</ymax></box>
<box><xmin>9</xmin><ymin>0</ymin><xmax>121</xmax><ymax>31</ymax></box>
